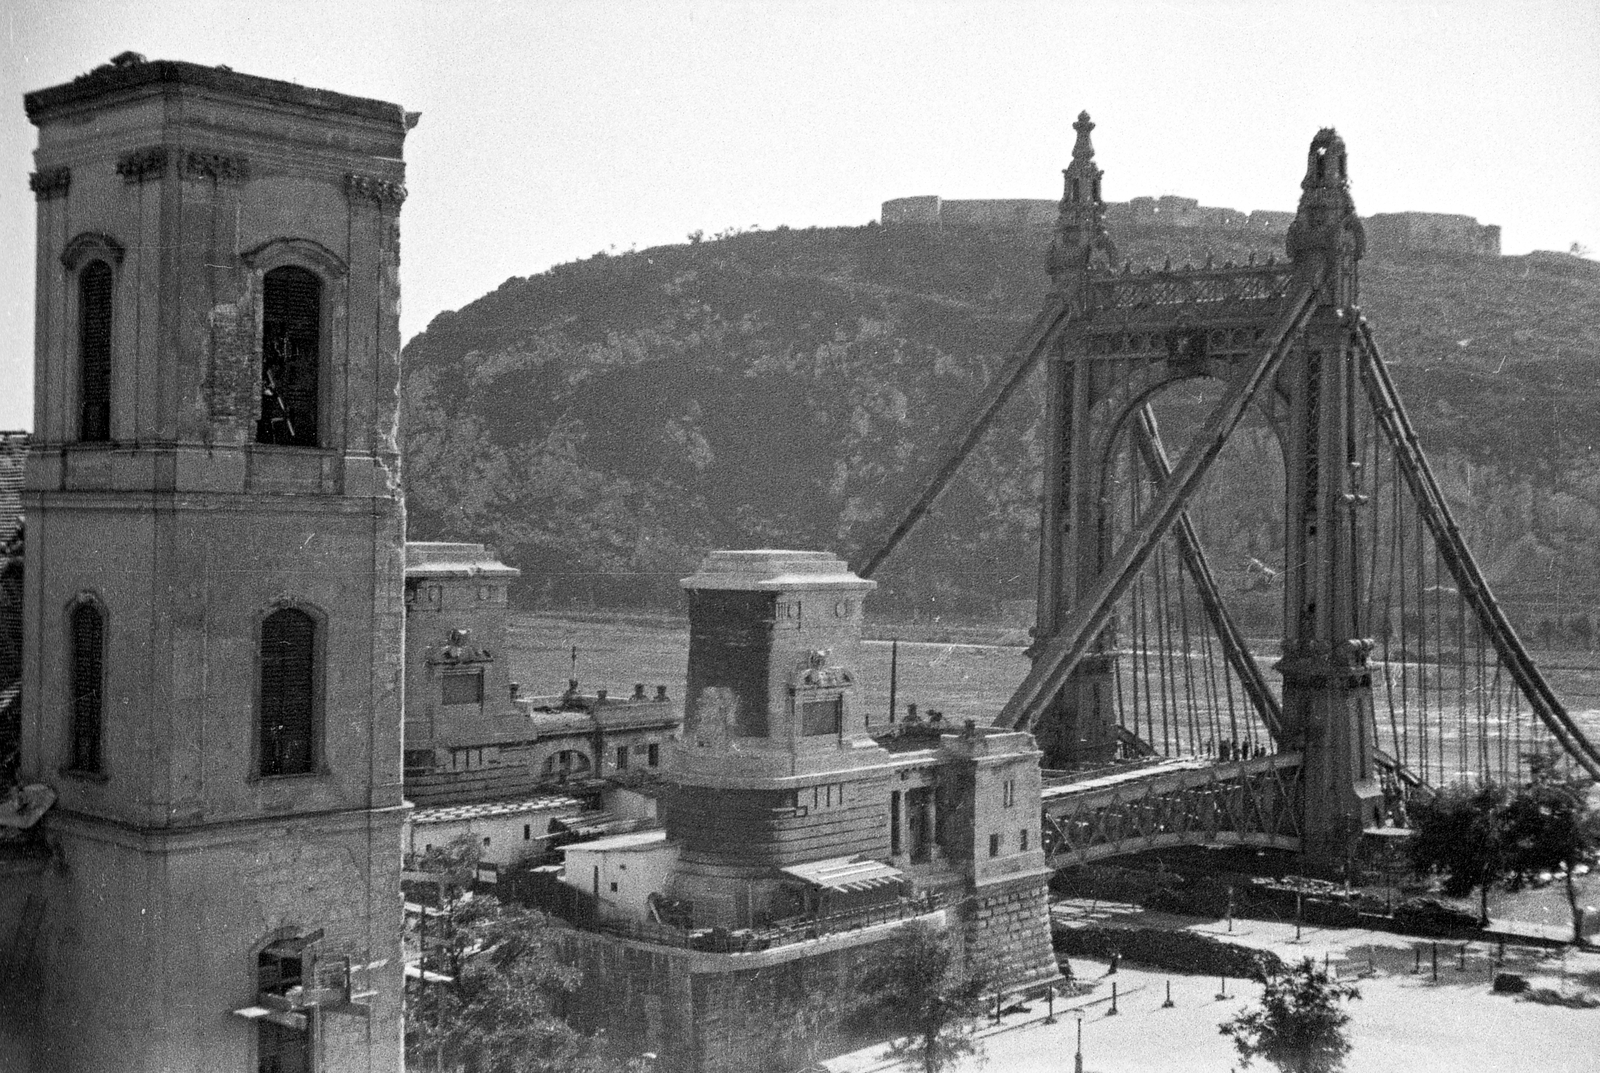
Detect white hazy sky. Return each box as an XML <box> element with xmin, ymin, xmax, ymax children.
<box><xmin>2</xmin><ymin>0</ymin><xmax>1597</xmax><ymax>430</ymax></box>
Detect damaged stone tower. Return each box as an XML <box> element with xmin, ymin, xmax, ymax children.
<box><xmin>1</xmin><ymin>57</ymin><xmax>412</xmax><ymax>1071</ymax></box>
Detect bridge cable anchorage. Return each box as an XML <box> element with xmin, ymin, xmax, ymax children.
<box><xmin>1132</xmin><ymin>404</ymin><xmax>1285</xmax><ymax>741</ymax></box>
<box><xmin>995</xmin><ymin>276</ymin><xmax>1324</xmax><ymax>732</ymax></box>
<box><xmin>853</xmin><ymin>298</ymin><xmax>1074</xmax><ymax>579</ymax></box>
<box><xmin>1357</xmin><ymin>325</ymin><xmax>1600</xmax><ymax>780</ymax></box>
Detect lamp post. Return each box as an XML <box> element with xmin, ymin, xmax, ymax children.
<box><xmin>1074</xmin><ymin>1013</ymin><xmax>1084</xmax><ymax>1073</ymax></box>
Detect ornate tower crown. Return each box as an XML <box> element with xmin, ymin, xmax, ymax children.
<box><xmin>1063</xmin><ymin>110</ymin><xmax>1104</xmax><ymax>208</ymax></box>
<box><xmin>1287</xmin><ymin>127</ymin><xmax>1365</xmax><ymax>300</ymax></box>
<box><xmin>1048</xmin><ymin>110</ymin><xmax>1118</xmax><ymax>290</ymax></box>
<box><xmin>1302</xmin><ymin>127</ymin><xmax>1348</xmax><ymax>192</ymax></box>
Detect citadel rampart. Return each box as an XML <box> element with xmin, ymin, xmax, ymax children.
<box><xmin>881</xmin><ymin>194</ymin><xmax>1500</xmax><ymax>256</ymax></box>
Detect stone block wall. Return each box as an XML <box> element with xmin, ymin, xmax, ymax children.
<box><xmin>959</xmin><ymin>873</ymin><xmax>1059</xmax><ymax>990</ymax></box>
<box><xmin>563</xmin><ymin>913</ymin><xmax>945</xmax><ymax>1073</ymax></box>
<box><xmin>877</xmin><ymin>194</ymin><xmax>1506</xmax><ymax>248</ymax></box>
<box><xmin>880</xmin><ymin>194</ymin><xmax>1298</xmax><ymax>234</ymax></box>
<box><xmin>1365</xmin><ymin>212</ymin><xmax>1501</xmax><ymax>256</ymax></box>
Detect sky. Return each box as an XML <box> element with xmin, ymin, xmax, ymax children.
<box><xmin>2</xmin><ymin>0</ymin><xmax>1597</xmax><ymax>430</ymax></box>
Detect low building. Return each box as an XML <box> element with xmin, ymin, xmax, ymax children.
<box><xmin>562</xmin><ymin>829</ymin><xmax>681</xmax><ymax>919</ymax></box>
<box><xmin>406</xmin><ymin>791</ymin><xmax>586</xmax><ymax>868</ymax></box>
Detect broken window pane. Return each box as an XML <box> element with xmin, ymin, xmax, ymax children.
<box><xmin>257</xmin><ymin>266</ymin><xmax>321</xmax><ymax>447</ymax></box>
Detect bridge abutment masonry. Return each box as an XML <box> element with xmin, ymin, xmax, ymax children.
<box><xmin>663</xmin><ymin>550</ymin><xmax>1058</xmax><ymax>988</ymax></box>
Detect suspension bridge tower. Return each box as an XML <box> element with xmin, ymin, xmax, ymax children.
<box><xmin>1275</xmin><ymin>131</ymin><xmax>1384</xmax><ymax>861</ymax></box>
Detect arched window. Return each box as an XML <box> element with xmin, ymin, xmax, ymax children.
<box><xmin>257</xmin><ymin>266</ymin><xmax>322</xmax><ymax>448</ymax></box>
<box><xmin>69</xmin><ymin>601</ymin><xmax>105</xmax><ymax>773</ymax></box>
<box><xmin>79</xmin><ymin>260</ymin><xmax>113</xmax><ymax>442</ymax></box>
<box><xmin>260</xmin><ymin>608</ymin><xmax>316</xmax><ymax>777</ymax></box>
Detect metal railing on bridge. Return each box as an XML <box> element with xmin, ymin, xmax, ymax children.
<box><xmin>1041</xmin><ymin>752</ymin><xmax>1303</xmax><ymax>867</ymax></box>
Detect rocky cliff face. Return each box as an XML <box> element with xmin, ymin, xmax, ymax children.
<box><xmin>401</xmin><ymin>223</ymin><xmax>1600</xmax><ymax>636</ymax></box>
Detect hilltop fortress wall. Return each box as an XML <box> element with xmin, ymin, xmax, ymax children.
<box><xmin>881</xmin><ymin>194</ymin><xmax>1500</xmax><ymax>256</ymax></box>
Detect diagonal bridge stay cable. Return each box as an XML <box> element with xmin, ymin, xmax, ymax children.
<box><xmin>1132</xmin><ymin>405</ymin><xmax>1284</xmax><ymax>741</ymax></box>
<box><xmin>1357</xmin><ymin>323</ymin><xmax>1600</xmax><ymax>780</ymax></box>
<box><xmin>853</xmin><ymin>297</ymin><xmax>1075</xmax><ymax>580</ymax></box>
<box><xmin>995</xmin><ymin>277</ymin><xmax>1322</xmax><ymax>732</ymax></box>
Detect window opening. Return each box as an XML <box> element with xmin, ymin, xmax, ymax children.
<box><xmin>890</xmin><ymin>791</ymin><xmax>902</xmax><ymax>856</ymax></box>
<box><xmin>801</xmin><ymin>696</ymin><xmax>842</xmax><ymax>736</ymax></box>
<box><xmin>615</xmin><ymin>745</ymin><xmax>628</xmax><ymax>770</ymax></box>
<box><xmin>441</xmin><ymin>670</ymin><xmax>483</xmax><ymax>706</ymax></box>
<box><xmin>257</xmin><ymin>266</ymin><xmax>321</xmax><ymax>447</ymax></box>
<box><xmin>1020</xmin><ymin>828</ymin><xmax>1030</xmax><ymax>852</ymax></box>
<box><xmin>989</xmin><ymin>833</ymin><xmax>1001</xmax><ymax>858</ymax></box>
<box><xmin>647</xmin><ymin>743</ymin><xmax>659</xmax><ymax>767</ymax></box>
<box><xmin>69</xmin><ymin>602</ymin><xmax>105</xmax><ymax>773</ymax></box>
<box><xmin>543</xmin><ymin>749</ymin><xmax>591</xmax><ymax>781</ymax></box>
<box><xmin>256</xmin><ymin>939</ymin><xmax>314</xmax><ymax>1073</ymax></box>
<box><xmin>260</xmin><ymin>609</ymin><xmax>315</xmax><ymax>777</ymax></box>
<box><xmin>78</xmin><ymin>260</ymin><xmax>112</xmax><ymax>442</ymax></box>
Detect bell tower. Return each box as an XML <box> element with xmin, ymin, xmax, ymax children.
<box><xmin>3</xmin><ymin>55</ymin><xmax>411</xmax><ymax>1071</ymax></box>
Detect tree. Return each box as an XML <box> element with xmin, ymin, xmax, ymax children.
<box><xmin>855</xmin><ymin>921</ymin><xmax>990</xmax><ymax>1073</ymax></box>
<box><xmin>405</xmin><ymin>843</ymin><xmax>636</xmax><ymax>1073</ymax></box>
<box><xmin>1406</xmin><ymin>778</ymin><xmax>1513</xmax><ymax>926</ymax></box>
<box><xmin>1219</xmin><ymin>958</ymin><xmax>1361</xmax><ymax>1073</ymax></box>
<box><xmin>1504</xmin><ymin>754</ymin><xmax>1600</xmax><ymax>944</ymax></box>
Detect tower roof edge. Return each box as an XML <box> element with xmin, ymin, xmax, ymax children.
<box><xmin>24</xmin><ymin>56</ymin><xmax>407</xmax><ymax>127</ymax></box>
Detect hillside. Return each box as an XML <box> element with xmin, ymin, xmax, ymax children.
<box><xmin>400</xmin><ymin>221</ymin><xmax>1600</xmax><ymax>633</ymax></box>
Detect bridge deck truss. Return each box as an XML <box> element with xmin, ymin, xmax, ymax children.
<box><xmin>1040</xmin><ymin>752</ymin><xmax>1304</xmax><ymax>868</ymax></box>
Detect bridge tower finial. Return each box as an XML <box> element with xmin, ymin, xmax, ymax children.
<box><xmin>1047</xmin><ymin>110</ymin><xmax>1118</xmax><ymax>292</ymax></box>
<box><xmin>1065</xmin><ymin>110</ymin><xmax>1102</xmax><ymax>207</ymax></box>
<box><xmin>1287</xmin><ymin>127</ymin><xmax>1365</xmax><ymax>303</ymax></box>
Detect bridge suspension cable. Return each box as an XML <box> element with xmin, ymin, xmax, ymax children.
<box><xmin>1356</xmin><ymin>324</ymin><xmax>1600</xmax><ymax>781</ymax></box>
<box><xmin>853</xmin><ymin>298</ymin><xmax>1074</xmax><ymax>580</ymax></box>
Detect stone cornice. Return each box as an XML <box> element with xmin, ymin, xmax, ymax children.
<box><xmin>25</xmin><ymin>58</ymin><xmax>407</xmax><ymax>128</ymax></box>
<box><xmin>344</xmin><ymin>172</ymin><xmax>406</xmax><ymax>207</ymax></box>
<box><xmin>116</xmin><ymin>145</ymin><xmax>168</xmax><ymax>183</ymax></box>
<box><xmin>28</xmin><ymin>165</ymin><xmax>71</xmax><ymax>200</ymax></box>
<box><xmin>183</xmin><ymin>149</ymin><xmax>249</xmax><ymax>182</ymax></box>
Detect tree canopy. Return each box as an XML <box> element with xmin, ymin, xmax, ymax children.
<box><xmin>405</xmin><ymin>843</ymin><xmax>638</xmax><ymax>1073</ymax></box>
<box><xmin>1406</xmin><ymin>778</ymin><xmax>1513</xmax><ymax>926</ymax></box>
<box><xmin>856</xmin><ymin>921</ymin><xmax>990</xmax><ymax>1073</ymax></box>
<box><xmin>1503</xmin><ymin>754</ymin><xmax>1600</xmax><ymax>944</ymax></box>
<box><xmin>1219</xmin><ymin>958</ymin><xmax>1361</xmax><ymax>1073</ymax></box>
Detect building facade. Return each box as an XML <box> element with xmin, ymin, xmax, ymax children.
<box><xmin>0</xmin><ymin>55</ymin><xmax>412</xmax><ymax>1072</ymax></box>
<box><xmin>401</xmin><ymin>541</ymin><xmax>680</xmax><ymax>808</ymax></box>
